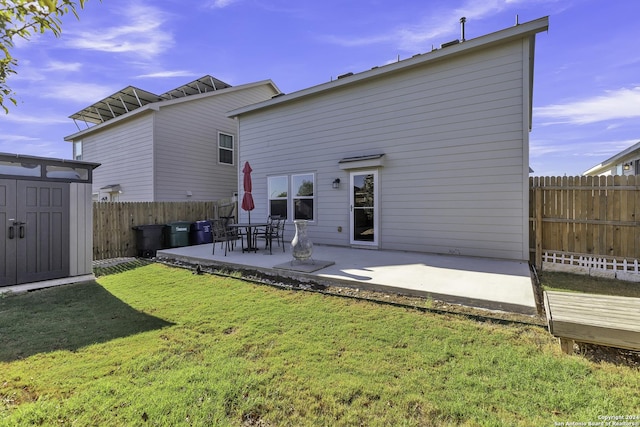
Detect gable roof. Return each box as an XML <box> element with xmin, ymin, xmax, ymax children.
<box><xmin>69</xmin><ymin>75</ymin><xmax>232</xmax><ymax>127</ymax></box>
<box><xmin>228</xmin><ymin>16</ymin><xmax>548</xmax><ymax>118</ymax></box>
<box><xmin>583</xmin><ymin>141</ymin><xmax>640</xmax><ymax>175</ymax></box>
<box><xmin>64</xmin><ymin>79</ymin><xmax>280</xmax><ymax>141</ymax></box>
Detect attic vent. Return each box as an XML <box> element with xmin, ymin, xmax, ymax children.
<box><xmin>337</xmin><ymin>72</ymin><xmax>354</xmax><ymax>79</ymax></box>
<box><xmin>441</xmin><ymin>39</ymin><xmax>460</xmax><ymax>48</ymax></box>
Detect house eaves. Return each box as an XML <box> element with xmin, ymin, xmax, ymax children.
<box><xmin>583</xmin><ymin>140</ymin><xmax>640</xmax><ymax>175</ymax></box>
<box><xmin>64</xmin><ymin>80</ymin><xmax>280</xmax><ymax>141</ymax></box>
<box><xmin>228</xmin><ymin>16</ymin><xmax>549</xmax><ymax>118</ymax></box>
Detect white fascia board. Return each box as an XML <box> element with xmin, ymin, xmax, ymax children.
<box><xmin>582</xmin><ymin>141</ymin><xmax>640</xmax><ymax>175</ymax></box>
<box><xmin>583</xmin><ymin>164</ymin><xmax>607</xmax><ymax>176</ymax></box>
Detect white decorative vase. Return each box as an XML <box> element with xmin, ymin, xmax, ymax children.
<box><xmin>291</xmin><ymin>220</ymin><xmax>313</xmax><ymax>261</ymax></box>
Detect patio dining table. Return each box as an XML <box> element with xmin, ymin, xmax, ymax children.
<box><xmin>226</xmin><ymin>222</ymin><xmax>269</xmax><ymax>252</ymax></box>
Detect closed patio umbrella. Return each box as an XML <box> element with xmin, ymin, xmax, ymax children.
<box><xmin>241</xmin><ymin>161</ymin><xmax>254</xmax><ymax>223</ymax></box>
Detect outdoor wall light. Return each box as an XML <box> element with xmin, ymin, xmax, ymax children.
<box><xmin>332</xmin><ymin>178</ymin><xmax>341</xmax><ymax>189</ymax></box>
<box><xmin>623</xmin><ymin>163</ymin><xmax>631</xmax><ymax>171</ymax></box>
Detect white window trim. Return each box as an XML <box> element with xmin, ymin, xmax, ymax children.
<box><xmin>291</xmin><ymin>172</ymin><xmax>315</xmax><ymax>222</ymax></box>
<box><xmin>267</xmin><ymin>172</ymin><xmax>316</xmax><ymax>222</ymax></box>
<box><xmin>74</xmin><ymin>140</ymin><xmax>83</xmax><ymax>161</ymax></box>
<box><xmin>217</xmin><ymin>132</ymin><xmax>234</xmax><ymax>166</ymax></box>
<box><xmin>268</xmin><ymin>175</ymin><xmax>289</xmax><ymax>219</ymax></box>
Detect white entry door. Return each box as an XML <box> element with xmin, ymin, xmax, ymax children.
<box><xmin>350</xmin><ymin>170</ymin><xmax>378</xmax><ymax>246</ymax></box>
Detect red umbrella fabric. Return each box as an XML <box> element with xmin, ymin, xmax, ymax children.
<box><xmin>241</xmin><ymin>161</ymin><xmax>254</xmax><ymax>221</ymax></box>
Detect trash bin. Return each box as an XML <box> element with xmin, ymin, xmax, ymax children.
<box><xmin>132</xmin><ymin>224</ymin><xmax>165</xmax><ymax>258</ymax></box>
<box><xmin>164</xmin><ymin>221</ymin><xmax>191</xmax><ymax>248</ymax></box>
<box><xmin>190</xmin><ymin>220</ymin><xmax>212</xmax><ymax>245</ymax></box>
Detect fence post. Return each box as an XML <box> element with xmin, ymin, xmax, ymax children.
<box><xmin>535</xmin><ymin>186</ymin><xmax>543</xmax><ymax>271</ymax></box>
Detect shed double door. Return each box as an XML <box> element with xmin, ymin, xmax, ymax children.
<box><xmin>0</xmin><ymin>179</ymin><xmax>70</xmax><ymax>286</ymax></box>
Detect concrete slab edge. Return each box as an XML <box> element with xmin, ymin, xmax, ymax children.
<box><xmin>0</xmin><ymin>274</ymin><xmax>96</xmax><ymax>296</ymax></box>
<box><xmin>158</xmin><ymin>254</ymin><xmax>538</xmax><ymax>316</ymax></box>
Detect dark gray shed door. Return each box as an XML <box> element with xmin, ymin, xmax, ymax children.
<box><xmin>0</xmin><ymin>179</ymin><xmax>17</xmax><ymax>286</ymax></box>
<box><xmin>0</xmin><ymin>179</ymin><xmax>70</xmax><ymax>286</ymax></box>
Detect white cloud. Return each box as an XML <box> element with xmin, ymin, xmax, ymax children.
<box><xmin>0</xmin><ymin>140</ymin><xmax>67</xmax><ymax>158</ymax></box>
<box><xmin>10</xmin><ymin>60</ymin><xmax>82</xmax><ymax>84</ymax></box>
<box><xmin>45</xmin><ymin>61</ymin><xmax>83</xmax><ymax>72</ymax></box>
<box><xmin>0</xmin><ymin>134</ymin><xmax>41</xmax><ymax>142</ymax></box>
<box><xmin>42</xmin><ymin>82</ymin><xmax>115</xmax><ymax>104</ymax></box>
<box><xmin>529</xmin><ymin>138</ymin><xmax>640</xmax><ymax>176</ymax></box>
<box><xmin>1</xmin><ymin>113</ymin><xmax>68</xmax><ymax>125</ymax></box>
<box><xmin>529</xmin><ymin>140</ymin><xmax>570</xmax><ymax>157</ymax></box>
<box><xmin>324</xmin><ymin>0</ymin><xmax>554</xmax><ymax>51</ymax></box>
<box><xmin>574</xmin><ymin>140</ymin><xmax>639</xmax><ymax>158</ymax></box>
<box><xmin>136</xmin><ymin>70</ymin><xmax>197</xmax><ymax>78</ymax></box>
<box><xmin>207</xmin><ymin>0</ymin><xmax>239</xmax><ymax>8</ymax></box>
<box><xmin>65</xmin><ymin>3</ymin><xmax>174</xmax><ymax>58</ymax></box>
<box><xmin>535</xmin><ymin>87</ymin><xmax>640</xmax><ymax>125</ymax></box>
<box><xmin>530</xmin><ymin>138</ymin><xmax>639</xmax><ymax>159</ymax></box>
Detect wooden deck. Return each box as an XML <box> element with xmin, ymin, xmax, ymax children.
<box><xmin>544</xmin><ymin>290</ymin><xmax>640</xmax><ymax>354</ymax></box>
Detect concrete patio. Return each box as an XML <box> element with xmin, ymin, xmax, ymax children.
<box><xmin>156</xmin><ymin>241</ymin><xmax>539</xmax><ymax>315</ymax></box>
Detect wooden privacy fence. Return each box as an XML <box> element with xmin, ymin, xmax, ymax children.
<box><xmin>93</xmin><ymin>199</ymin><xmax>236</xmax><ymax>260</ymax></box>
<box><xmin>93</xmin><ymin>179</ymin><xmax>640</xmax><ymax>266</ymax></box>
<box><xmin>530</xmin><ymin>175</ymin><xmax>640</xmax><ymax>270</ymax></box>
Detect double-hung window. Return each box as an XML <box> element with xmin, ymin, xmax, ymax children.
<box><xmin>292</xmin><ymin>173</ymin><xmax>314</xmax><ymax>220</ymax></box>
<box><xmin>74</xmin><ymin>141</ymin><xmax>83</xmax><ymax>161</ymax></box>
<box><xmin>267</xmin><ymin>173</ymin><xmax>315</xmax><ymax>221</ymax></box>
<box><xmin>218</xmin><ymin>132</ymin><xmax>234</xmax><ymax>165</ymax></box>
<box><xmin>268</xmin><ymin>176</ymin><xmax>288</xmax><ymax>219</ymax></box>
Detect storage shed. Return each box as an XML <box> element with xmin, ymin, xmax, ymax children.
<box><xmin>0</xmin><ymin>153</ymin><xmax>99</xmax><ymax>288</ymax></box>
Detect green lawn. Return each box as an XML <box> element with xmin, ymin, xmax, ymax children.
<box><xmin>1</xmin><ymin>263</ymin><xmax>638</xmax><ymax>426</ymax></box>
<box><xmin>540</xmin><ymin>271</ymin><xmax>640</xmax><ymax>298</ymax></box>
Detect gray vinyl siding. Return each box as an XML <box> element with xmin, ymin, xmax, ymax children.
<box><xmin>153</xmin><ymin>85</ymin><xmax>278</xmax><ymax>201</ymax></box>
<box><xmin>238</xmin><ymin>39</ymin><xmax>531</xmax><ymax>260</ymax></box>
<box><xmin>80</xmin><ymin>113</ymin><xmax>155</xmax><ymax>201</ymax></box>
<box><xmin>70</xmin><ymin>82</ymin><xmax>278</xmax><ymax>202</ymax></box>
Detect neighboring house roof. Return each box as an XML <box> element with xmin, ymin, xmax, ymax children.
<box><xmin>69</xmin><ymin>75</ymin><xmax>232</xmax><ymax>127</ymax></box>
<box><xmin>228</xmin><ymin>17</ymin><xmax>548</xmax><ymax>120</ymax></box>
<box><xmin>583</xmin><ymin>141</ymin><xmax>640</xmax><ymax>175</ymax></box>
<box><xmin>64</xmin><ymin>79</ymin><xmax>280</xmax><ymax>141</ymax></box>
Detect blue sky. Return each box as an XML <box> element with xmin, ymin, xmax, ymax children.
<box><xmin>1</xmin><ymin>0</ymin><xmax>639</xmax><ymax>176</ymax></box>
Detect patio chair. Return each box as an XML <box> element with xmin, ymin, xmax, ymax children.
<box><xmin>221</xmin><ymin>216</ymin><xmax>238</xmax><ymax>250</ymax></box>
<box><xmin>269</xmin><ymin>217</ymin><xmax>286</xmax><ymax>252</ymax></box>
<box><xmin>254</xmin><ymin>216</ymin><xmax>285</xmax><ymax>254</ymax></box>
<box><xmin>211</xmin><ymin>218</ymin><xmax>234</xmax><ymax>256</ymax></box>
